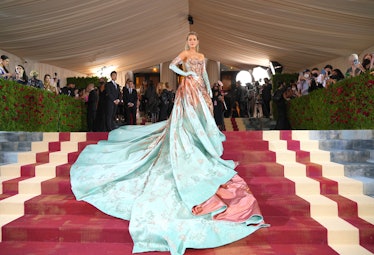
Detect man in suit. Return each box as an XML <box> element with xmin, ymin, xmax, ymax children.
<box><xmin>123</xmin><ymin>80</ymin><xmax>138</xmax><ymax>125</ymax></box>
<box><xmin>105</xmin><ymin>71</ymin><xmax>120</xmax><ymax>131</ymax></box>
<box><xmin>86</xmin><ymin>83</ymin><xmax>98</xmax><ymax>131</ymax></box>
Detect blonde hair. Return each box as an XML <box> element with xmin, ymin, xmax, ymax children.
<box><xmin>157</xmin><ymin>82</ymin><xmax>165</xmax><ymax>95</ymax></box>
<box><xmin>349</xmin><ymin>53</ymin><xmax>358</xmax><ymax>61</ymax></box>
<box><xmin>184</xmin><ymin>31</ymin><xmax>199</xmax><ymax>52</ymax></box>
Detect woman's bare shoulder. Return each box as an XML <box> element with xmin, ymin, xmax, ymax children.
<box><xmin>178</xmin><ymin>50</ymin><xmax>189</xmax><ymax>61</ymax></box>
<box><xmin>198</xmin><ymin>52</ymin><xmax>205</xmax><ymax>60</ymax></box>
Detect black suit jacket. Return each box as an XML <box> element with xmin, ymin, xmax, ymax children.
<box><xmin>105</xmin><ymin>81</ymin><xmax>120</xmax><ymax>103</ymax></box>
<box><xmin>123</xmin><ymin>87</ymin><xmax>138</xmax><ymax>107</ymax></box>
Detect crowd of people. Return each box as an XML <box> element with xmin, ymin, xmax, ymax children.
<box><xmin>271</xmin><ymin>52</ymin><xmax>374</xmax><ymax>129</ymax></box>
<box><xmin>208</xmin><ymin>52</ymin><xmax>374</xmax><ymax>131</ymax></box>
<box><xmin>82</xmin><ymin>74</ymin><xmax>176</xmax><ymax>132</ymax></box>
<box><xmin>1</xmin><ymin>51</ymin><xmax>373</xmax><ymax>132</ymax></box>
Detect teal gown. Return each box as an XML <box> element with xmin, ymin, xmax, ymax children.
<box><xmin>70</xmin><ymin>57</ymin><xmax>268</xmax><ymax>255</ymax></box>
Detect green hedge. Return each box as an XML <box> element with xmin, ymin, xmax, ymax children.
<box><xmin>66</xmin><ymin>76</ymin><xmax>101</xmax><ymax>90</ymax></box>
<box><xmin>0</xmin><ymin>79</ymin><xmax>87</xmax><ymax>132</ymax></box>
<box><xmin>271</xmin><ymin>73</ymin><xmax>299</xmax><ymax>120</ymax></box>
<box><xmin>2</xmin><ymin>72</ymin><xmax>373</xmax><ymax>131</ymax></box>
<box><xmin>288</xmin><ymin>72</ymin><xmax>374</xmax><ymax>129</ymax></box>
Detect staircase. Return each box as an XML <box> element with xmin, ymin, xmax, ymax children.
<box><xmin>0</xmin><ymin>132</ymin><xmax>43</xmax><ymax>166</ymax></box>
<box><xmin>0</xmin><ymin>131</ymin><xmax>373</xmax><ymax>255</ymax></box>
<box><xmin>224</xmin><ymin>117</ymin><xmax>276</xmax><ymax>131</ymax></box>
<box><xmin>310</xmin><ymin>130</ymin><xmax>374</xmax><ymax>197</ymax></box>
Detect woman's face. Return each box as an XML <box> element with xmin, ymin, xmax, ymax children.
<box><xmin>1</xmin><ymin>58</ymin><xmax>10</xmax><ymax>67</ymax></box>
<box><xmin>16</xmin><ymin>65</ymin><xmax>24</xmax><ymax>74</ymax></box>
<box><xmin>187</xmin><ymin>35</ymin><xmax>198</xmax><ymax>49</ymax></box>
<box><xmin>45</xmin><ymin>75</ymin><xmax>51</xmax><ymax>83</ymax></box>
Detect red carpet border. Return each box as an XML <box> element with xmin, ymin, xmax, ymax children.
<box><xmin>0</xmin><ymin>130</ymin><xmax>373</xmax><ymax>255</ymax></box>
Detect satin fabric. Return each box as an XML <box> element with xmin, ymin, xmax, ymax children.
<box><xmin>70</xmin><ymin>58</ymin><xmax>267</xmax><ymax>255</ymax></box>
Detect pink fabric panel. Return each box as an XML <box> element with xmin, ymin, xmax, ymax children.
<box><xmin>192</xmin><ymin>174</ymin><xmax>262</xmax><ymax>223</ymax></box>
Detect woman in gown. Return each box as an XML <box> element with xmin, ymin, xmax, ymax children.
<box><xmin>70</xmin><ymin>31</ymin><xmax>267</xmax><ymax>255</ymax></box>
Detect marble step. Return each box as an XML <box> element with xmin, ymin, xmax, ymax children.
<box><xmin>0</xmin><ymin>152</ymin><xmax>19</xmax><ymax>164</ymax></box>
<box><xmin>343</xmin><ymin>163</ymin><xmax>374</xmax><ymax>178</ymax></box>
<box><xmin>329</xmin><ymin>150</ymin><xmax>371</xmax><ymax>163</ymax></box>
<box><xmin>309</xmin><ymin>130</ymin><xmax>374</xmax><ymax>140</ymax></box>
<box><xmin>244</xmin><ymin>117</ymin><xmax>276</xmax><ymax>130</ymax></box>
<box><xmin>351</xmin><ymin>176</ymin><xmax>374</xmax><ymax>197</ymax></box>
<box><xmin>0</xmin><ymin>141</ymin><xmax>33</xmax><ymax>152</ymax></box>
<box><xmin>319</xmin><ymin>139</ymin><xmax>374</xmax><ymax>150</ymax></box>
<box><xmin>0</xmin><ymin>132</ymin><xmax>43</xmax><ymax>165</ymax></box>
<box><xmin>0</xmin><ymin>132</ymin><xmax>43</xmax><ymax>142</ymax></box>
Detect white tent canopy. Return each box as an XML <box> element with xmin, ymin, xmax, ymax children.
<box><xmin>1</xmin><ymin>0</ymin><xmax>373</xmax><ymax>77</ymax></box>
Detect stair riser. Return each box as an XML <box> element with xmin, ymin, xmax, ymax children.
<box><xmin>223</xmin><ymin>141</ymin><xmax>269</xmax><ymax>151</ymax></box>
<box><xmin>345</xmin><ymin>165</ymin><xmax>374</xmax><ymax>177</ymax></box>
<box><xmin>1</xmin><ymin>130</ymin><xmax>372</xmax><ymax>255</ymax></box>
<box><xmin>0</xmin><ymin>152</ymin><xmax>18</xmax><ymax>164</ymax></box>
<box><xmin>2</xmin><ymin>225</ymin><xmax>328</xmax><ymax>245</ymax></box>
<box><xmin>0</xmin><ymin>132</ymin><xmax>43</xmax><ymax>142</ymax></box>
<box><xmin>330</xmin><ymin>151</ymin><xmax>371</xmax><ymax>163</ymax></box>
<box><xmin>309</xmin><ymin>130</ymin><xmax>374</xmax><ymax>140</ymax></box>
<box><xmin>319</xmin><ymin>140</ymin><xmax>374</xmax><ymax>150</ymax></box>
<box><xmin>38</xmin><ymin>178</ymin><xmax>299</xmax><ymax>196</ymax></box>
<box><xmin>0</xmin><ymin>142</ymin><xmax>32</xmax><ymax>152</ymax></box>
<box><xmin>236</xmin><ymin>164</ymin><xmax>284</xmax><ymax>177</ymax></box>
<box><xmin>222</xmin><ymin>151</ymin><xmax>276</xmax><ymax>163</ymax></box>
<box><xmin>23</xmin><ymin>195</ymin><xmax>312</xmax><ymax>218</ymax></box>
<box><xmin>2</xmin><ymin>227</ymin><xmax>132</xmax><ymax>243</ymax></box>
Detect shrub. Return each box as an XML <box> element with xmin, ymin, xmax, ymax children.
<box><xmin>0</xmin><ymin>79</ymin><xmax>86</xmax><ymax>131</ymax></box>
<box><xmin>288</xmin><ymin>72</ymin><xmax>374</xmax><ymax>129</ymax></box>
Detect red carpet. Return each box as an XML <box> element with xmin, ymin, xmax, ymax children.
<box><xmin>0</xmin><ymin>131</ymin><xmax>372</xmax><ymax>254</ymax></box>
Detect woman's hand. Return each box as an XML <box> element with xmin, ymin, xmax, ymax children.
<box><xmin>186</xmin><ymin>71</ymin><xmax>197</xmax><ymax>78</ymax></box>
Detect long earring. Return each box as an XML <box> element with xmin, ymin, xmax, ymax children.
<box><xmin>185</xmin><ymin>42</ymin><xmax>189</xmax><ymax>51</ymax></box>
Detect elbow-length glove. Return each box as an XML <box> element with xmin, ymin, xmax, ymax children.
<box><xmin>202</xmin><ymin>66</ymin><xmax>212</xmax><ymax>98</ymax></box>
<box><xmin>169</xmin><ymin>56</ymin><xmax>197</xmax><ymax>77</ymax></box>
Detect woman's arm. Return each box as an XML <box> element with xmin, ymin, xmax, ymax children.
<box><xmin>202</xmin><ymin>61</ymin><xmax>212</xmax><ymax>97</ymax></box>
<box><xmin>169</xmin><ymin>51</ymin><xmax>196</xmax><ymax>77</ymax></box>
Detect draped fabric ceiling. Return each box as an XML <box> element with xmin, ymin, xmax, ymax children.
<box><xmin>1</xmin><ymin>0</ymin><xmax>374</xmax><ymax>76</ymax></box>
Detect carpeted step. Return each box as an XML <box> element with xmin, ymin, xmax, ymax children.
<box><xmin>1</xmin><ymin>214</ymin><xmax>328</xmax><ymax>246</ymax></box>
<box><xmin>0</xmin><ymin>241</ymin><xmax>142</xmax><ymax>255</ymax></box>
<box><xmin>24</xmin><ymin>194</ymin><xmax>109</xmax><ymax>216</ymax></box>
<box><xmin>223</xmin><ymin>140</ymin><xmax>269</xmax><ymax>151</ymax></box>
<box><xmin>2</xmin><ymin>214</ymin><xmax>131</xmax><ymax>243</ymax></box>
<box><xmin>224</xmin><ymin>130</ymin><xmax>263</xmax><ymax>140</ymax></box>
<box><xmin>40</xmin><ymin>177</ymin><xmax>72</xmax><ymax>195</ymax></box>
<box><xmin>222</xmin><ymin>150</ymin><xmax>276</xmax><ymax>163</ymax></box>
<box><xmin>0</xmin><ymin>241</ymin><xmax>341</xmax><ymax>255</ymax></box>
<box><xmin>236</xmin><ymin>162</ymin><xmax>285</xmax><ymax>177</ymax></box>
<box><xmin>1</xmin><ymin>130</ymin><xmax>373</xmax><ymax>255</ymax></box>
<box><xmin>55</xmin><ymin>163</ymin><xmax>73</xmax><ymax>177</ymax></box>
<box><xmin>252</xmin><ymin>194</ymin><xmax>312</xmax><ymax>217</ymax></box>
<box><xmin>37</xmin><ymin>175</ymin><xmax>302</xmax><ymax>196</ymax></box>
<box><xmin>325</xmin><ymin>194</ymin><xmax>374</xmax><ymax>253</ymax></box>
<box><xmin>23</xmin><ymin>192</ymin><xmax>312</xmax><ymax>219</ymax></box>
<box><xmin>245</xmin><ymin>176</ymin><xmax>296</xmax><ymax>195</ymax></box>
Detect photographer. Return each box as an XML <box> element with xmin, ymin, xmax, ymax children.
<box><xmin>212</xmin><ymin>83</ymin><xmax>225</xmax><ymax>130</ymax></box>
<box><xmin>297</xmin><ymin>69</ymin><xmax>311</xmax><ymax>96</ymax></box>
<box><xmin>0</xmin><ymin>55</ymin><xmax>12</xmax><ymax>79</ymax></box>
<box><xmin>345</xmin><ymin>54</ymin><xmax>366</xmax><ymax>78</ymax></box>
